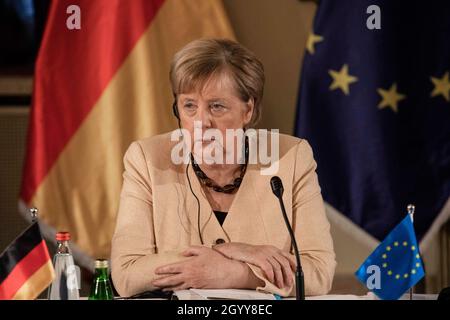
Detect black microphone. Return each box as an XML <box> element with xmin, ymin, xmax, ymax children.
<box><xmin>270</xmin><ymin>176</ymin><xmax>305</xmax><ymax>300</ymax></box>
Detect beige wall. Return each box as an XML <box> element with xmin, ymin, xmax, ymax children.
<box><xmin>223</xmin><ymin>0</ymin><xmax>316</xmax><ymax>134</ymax></box>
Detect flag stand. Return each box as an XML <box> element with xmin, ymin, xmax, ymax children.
<box><xmin>407</xmin><ymin>204</ymin><xmax>415</xmax><ymax>301</ymax></box>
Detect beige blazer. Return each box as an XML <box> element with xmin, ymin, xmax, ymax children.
<box><xmin>111</xmin><ymin>131</ymin><xmax>336</xmax><ymax>297</ymax></box>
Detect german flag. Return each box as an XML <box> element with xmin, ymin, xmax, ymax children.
<box><xmin>19</xmin><ymin>0</ymin><xmax>234</xmax><ymax>263</ymax></box>
<box><xmin>0</xmin><ymin>223</ymin><xmax>54</xmax><ymax>300</ymax></box>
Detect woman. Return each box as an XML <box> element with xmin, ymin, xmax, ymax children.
<box><xmin>111</xmin><ymin>38</ymin><xmax>336</xmax><ymax>297</ymax></box>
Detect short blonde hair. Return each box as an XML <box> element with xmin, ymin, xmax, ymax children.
<box><xmin>169</xmin><ymin>38</ymin><xmax>265</xmax><ymax>127</ymax></box>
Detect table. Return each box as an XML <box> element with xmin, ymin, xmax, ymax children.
<box><xmin>170</xmin><ymin>289</ymin><xmax>438</xmax><ymax>300</ymax></box>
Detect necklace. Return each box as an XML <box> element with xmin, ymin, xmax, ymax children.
<box><xmin>190</xmin><ymin>137</ymin><xmax>249</xmax><ymax>194</ymax></box>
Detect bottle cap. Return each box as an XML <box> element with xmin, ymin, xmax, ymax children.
<box><xmin>56</xmin><ymin>232</ymin><xmax>70</xmax><ymax>241</ymax></box>
<box><xmin>95</xmin><ymin>259</ymin><xmax>109</xmax><ymax>269</ymax></box>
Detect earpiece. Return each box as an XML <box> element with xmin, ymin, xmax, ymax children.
<box><xmin>172</xmin><ymin>101</ymin><xmax>180</xmax><ymax>120</ymax></box>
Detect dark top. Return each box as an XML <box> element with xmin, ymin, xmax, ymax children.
<box><xmin>213</xmin><ymin>210</ymin><xmax>228</xmax><ymax>226</ymax></box>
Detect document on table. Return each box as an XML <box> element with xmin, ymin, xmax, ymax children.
<box><xmin>173</xmin><ymin>289</ymin><xmax>277</xmax><ymax>300</ymax></box>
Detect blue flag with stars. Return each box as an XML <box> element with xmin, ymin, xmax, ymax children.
<box><xmin>295</xmin><ymin>0</ymin><xmax>450</xmax><ymax>242</ymax></box>
<box><xmin>355</xmin><ymin>214</ymin><xmax>425</xmax><ymax>300</ymax></box>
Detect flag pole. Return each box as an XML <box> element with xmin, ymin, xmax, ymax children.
<box><xmin>407</xmin><ymin>204</ymin><xmax>415</xmax><ymax>301</ymax></box>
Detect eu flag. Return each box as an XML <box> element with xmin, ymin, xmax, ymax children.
<box><xmin>295</xmin><ymin>0</ymin><xmax>450</xmax><ymax>242</ymax></box>
<box><xmin>355</xmin><ymin>214</ymin><xmax>425</xmax><ymax>300</ymax></box>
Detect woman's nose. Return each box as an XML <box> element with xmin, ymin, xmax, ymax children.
<box><xmin>196</xmin><ymin>107</ymin><xmax>212</xmax><ymax>129</ymax></box>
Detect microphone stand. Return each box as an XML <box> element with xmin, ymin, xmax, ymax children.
<box><xmin>276</xmin><ymin>195</ymin><xmax>305</xmax><ymax>300</ymax></box>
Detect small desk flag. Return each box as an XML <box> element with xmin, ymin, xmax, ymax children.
<box><xmin>355</xmin><ymin>214</ymin><xmax>425</xmax><ymax>300</ymax></box>
<box><xmin>0</xmin><ymin>222</ymin><xmax>54</xmax><ymax>300</ymax></box>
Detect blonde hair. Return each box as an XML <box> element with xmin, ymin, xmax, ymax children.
<box><xmin>169</xmin><ymin>38</ymin><xmax>265</xmax><ymax>127</ymax></box>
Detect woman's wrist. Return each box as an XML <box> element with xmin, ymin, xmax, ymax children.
<box><xmin>229</xmin><ymin>260</ymin><xmax>264</xmax><ymax>289</ymax></box>
<box><xmin>213</xmin><ymin>242</ymin><xmax>253</xmax><ymax>261</ymax></box>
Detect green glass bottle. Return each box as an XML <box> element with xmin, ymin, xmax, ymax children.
<box><xmin>89</xmin><ymin>259</ymin><xmax>114</xmax><ymax>300</ymax></box>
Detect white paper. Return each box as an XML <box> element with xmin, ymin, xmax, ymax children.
<box><xmin>174</xmin><ymin>289</ymin><xmax>276</xmax><ymax>300</ymax></box>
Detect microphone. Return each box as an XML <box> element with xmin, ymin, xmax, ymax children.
<box><xmin>270</xmin><ymin>176</ymin><xmax>305</xmax><ymax>300</ymax></box>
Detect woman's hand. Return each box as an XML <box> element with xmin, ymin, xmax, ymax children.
<box><xmin>152</xmin><ymin>246</ymin><xmax>250</xmax><ymax>291</ymax></box>
<box><xmin>213</xmin><ymin>242</ymin><xmax>296</xmax><ymax>289</ymax></box>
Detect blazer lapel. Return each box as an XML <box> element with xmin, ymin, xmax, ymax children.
<box><xmin>221</xmin><ymin>162</ymin><xmax>268</xmax><ymax>245</ymax></box>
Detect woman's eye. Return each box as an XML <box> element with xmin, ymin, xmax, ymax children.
<box><xmin>183</xmin><ymin>103</ymin><xmax>197</xmax><ymax>111</ymax></box>
<box><xmin>210</xmin><ymin>104</ymin><xmax>225</xmax><ymax>112</ymax></box>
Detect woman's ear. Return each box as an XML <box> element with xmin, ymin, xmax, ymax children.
<box><xmin>243</xmin><ymin>98</ymin><xmax>255</xmax><ymax>127</ymax></box>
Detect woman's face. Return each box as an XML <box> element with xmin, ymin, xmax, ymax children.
<box><xmin>177</xmin><ymin>73</ymin><xmax>254</xmax><ymax>160</ymax></box>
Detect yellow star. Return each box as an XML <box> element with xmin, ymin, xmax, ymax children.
<box><xmin>306</xmin><ymin>33</ymin><xmax>324</xmax><ymax>55</ymax></box>
<box><xmin>377</xmin><ymin>83</ymin><xmax>406</xmax><ymax>112</ymax></box>
<box><xmin>328</xmin><ymin>64</ymin><xmax>358</xmax><ymax>95</ymax></box>
<box><xmin>431</xmin><ymin>72</ymin><xmax>450</xmax><ymax>101</ymax></box>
